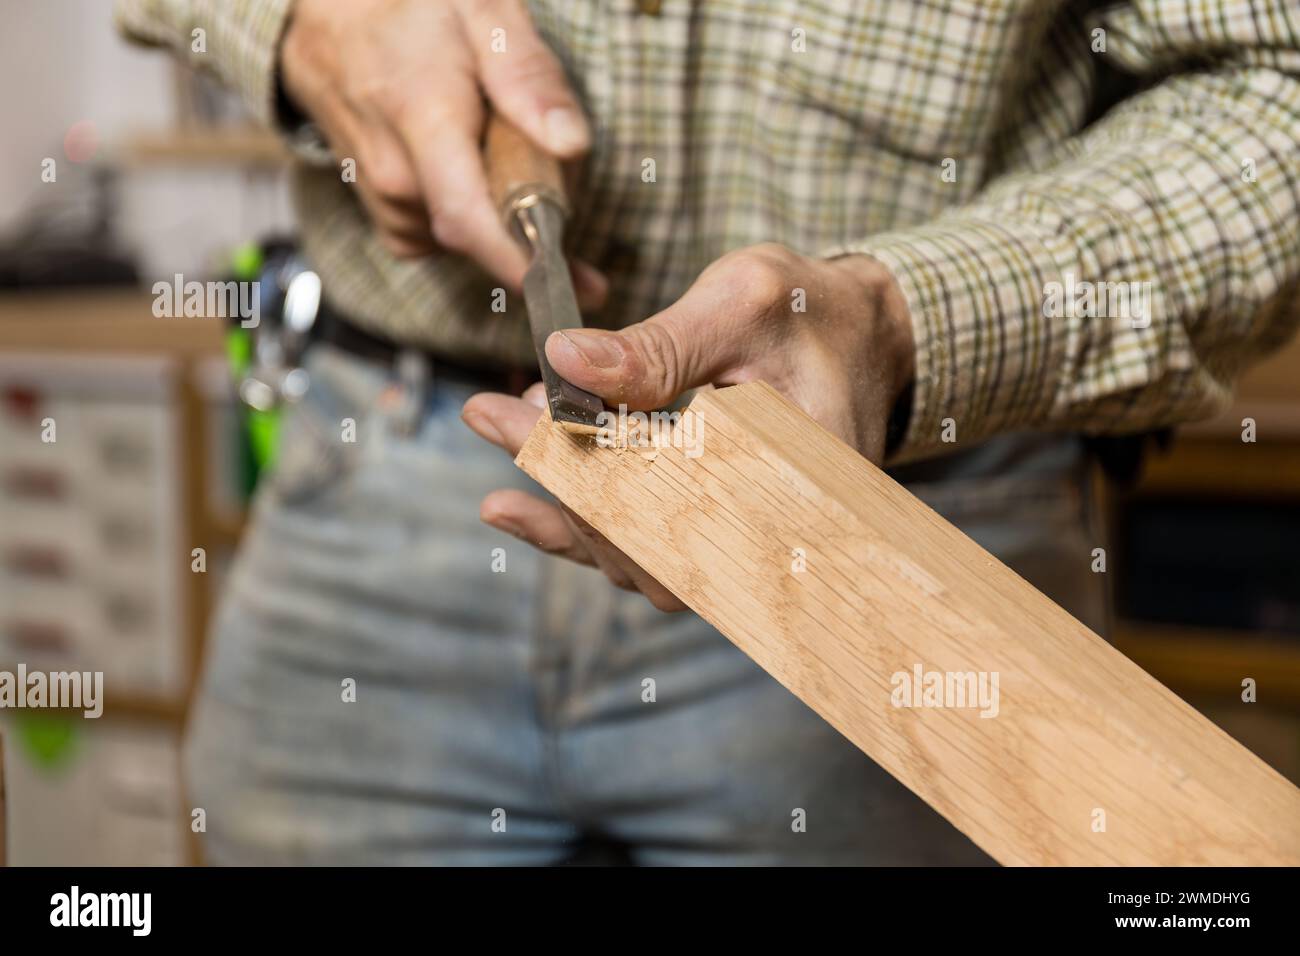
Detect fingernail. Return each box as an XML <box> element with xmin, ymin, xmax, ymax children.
<box><xmin>556</xmin><ymin>330</ymin><xmax>623</xmax><ymax>369</ymax></box>
<box><xmin>544</xmin><ymin>108</ymin><xmax>589</xmax><ymax>154</ymax></box>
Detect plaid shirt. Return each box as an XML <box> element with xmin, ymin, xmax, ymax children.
<box><xmin>116</xmin><ymin>0</ymin><xmax>1300</xmax><ymax>459</ymax></box>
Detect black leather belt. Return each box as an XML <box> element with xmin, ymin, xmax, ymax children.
<box><xmin>313</xmin><ymin>305</ymin><xmax>534</xmax><ymax>395</ymax></box>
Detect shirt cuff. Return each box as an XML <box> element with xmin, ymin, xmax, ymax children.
<box><xmin>823</xmin><ymin>216</ymin><xmax>1073</xmax><ymax>461</ymax></box>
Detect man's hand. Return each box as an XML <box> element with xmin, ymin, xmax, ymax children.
<box><xmin>280</xmin><ymin>0</ymin><xmax>605</xmax><ymax>305</ymax></box>
<box><xmin>461</xmin><ymin>244</ymin><xmax>916</xmax><ymax>611</ymax></box>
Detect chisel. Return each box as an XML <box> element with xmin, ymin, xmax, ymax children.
<box><xmin>484</xmin><ymin>112</ymin><xmax>605</xmax><ymax>433</ymax></box>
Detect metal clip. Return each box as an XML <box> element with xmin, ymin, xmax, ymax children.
<box><xmin>238</xmin><ymin>266</ymin><xmax>321</xmax><ymax>411</ymax></box>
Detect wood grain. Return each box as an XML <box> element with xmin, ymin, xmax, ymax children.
<box><xmin>516</xmin><ymin>381</ymin><xmax>1300</xmax><ymax>865</ymax></box>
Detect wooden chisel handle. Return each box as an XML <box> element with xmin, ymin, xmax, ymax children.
<box><xmin>483</xmin><ymin>111</ymin><xmax>569</xmax><ymax>231</ymax></box>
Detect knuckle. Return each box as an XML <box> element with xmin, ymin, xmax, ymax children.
<box><xmin>500</xmin><ymin>48</ymin><xmax>564</xmax><ymax>88</ymax></box>
<box><xmin>726</xmin><ymin>246</ymin><xmax>795</xmax><ymax>306</ymax></box>
<box><xmin>391</xmin><ymin>90</ymin><xmax>456</xmax><ymax>134</ymax></box>
<box><xmin>631</xmin><ymin>321</ymin><xmax>684</xmax><ymax>399</ymax></box>
<box><xmin>347</xmin><ymin>73</ymin><xmax>397</xmax><ymax>114</ymax></box>
<box><xmin>361</xmin><ymin>149</ymin><xmax>418</xmax><ymax>202</ymax></box>
<box><xmin>750</xmin><ymin>240</ymin><xmax>796</xmax><ymax>262</ymax></box>
<box><xmin>429</xmin><ymin>207</ymin><xmax>473</xmax><ymax>250</ymax></box>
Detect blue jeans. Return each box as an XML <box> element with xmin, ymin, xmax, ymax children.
<box><xmin>185</xmin><ymin>344</ymin><xmax>1102</xmax><ymax>865</ymax></box>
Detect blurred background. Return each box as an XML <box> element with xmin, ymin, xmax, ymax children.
<box><xmin>0</xmin><ymin>0</ymin><xmax>1297</xmax><ymax>866</ymax></box>
<box><xmin>0</xmin><ymin>0</ymin><xmax>293</xmax><ymax>865</ymax></box>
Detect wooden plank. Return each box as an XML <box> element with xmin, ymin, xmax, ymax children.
<box><xmin>516</xmin><ymin>381</ymin><xmax>1300</xmax><ymax>865</ymax></box>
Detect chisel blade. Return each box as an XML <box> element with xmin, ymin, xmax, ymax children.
<box><xmin>517</xmin><ymin>200</ymin><xmax>605</xmax><ymax>433</ymax></box>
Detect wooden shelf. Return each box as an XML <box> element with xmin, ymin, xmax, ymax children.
<box><xmin>1112</xmin><ymin>622</ymin><xmax>1300</xmax><ymax>708</ymax></box>
<box><xmin>30</xmin><ymin>696</ymin><xmax>188</xmax><ymax>723</ymax></box>
<box><xmin>120</xmin><ymin>128</ymin><xmax>290</xmax><ymax>168</ymax></box>
<box><xmin>1129</xmin><ymin>331</ymin><xmax>1300</xmax><ymax>497</ymax></box>
<box><xmin>1138</xmin><ymin>439</ymin><xmax>1300</xmax><ymax>497</ymax></box>
<box><xmin>0</xmin><ymin>290</ymin><xmax>226</xmax><ymax>355</ymax></box>
<box><xmin>1</xmin><ymin>290</ymin><xmax>238</xmax><ymax>734</ymax></box>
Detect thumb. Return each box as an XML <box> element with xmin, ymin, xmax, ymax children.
<box><xmin>545</xmin><ymin>307</ymin><xmax>742</xmax><ymax>411</ymax></box>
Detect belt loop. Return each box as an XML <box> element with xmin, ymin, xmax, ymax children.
<box><xmin>391</xmin><ymin>349</ymin><xmax>432</xmax><ymax>437</ymax></box>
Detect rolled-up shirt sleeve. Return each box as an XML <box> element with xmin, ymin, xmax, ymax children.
<box><xmin>828</xmin><ymin>2</ymin><xmax>1300</xmax><ymax>460</ymax></box>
